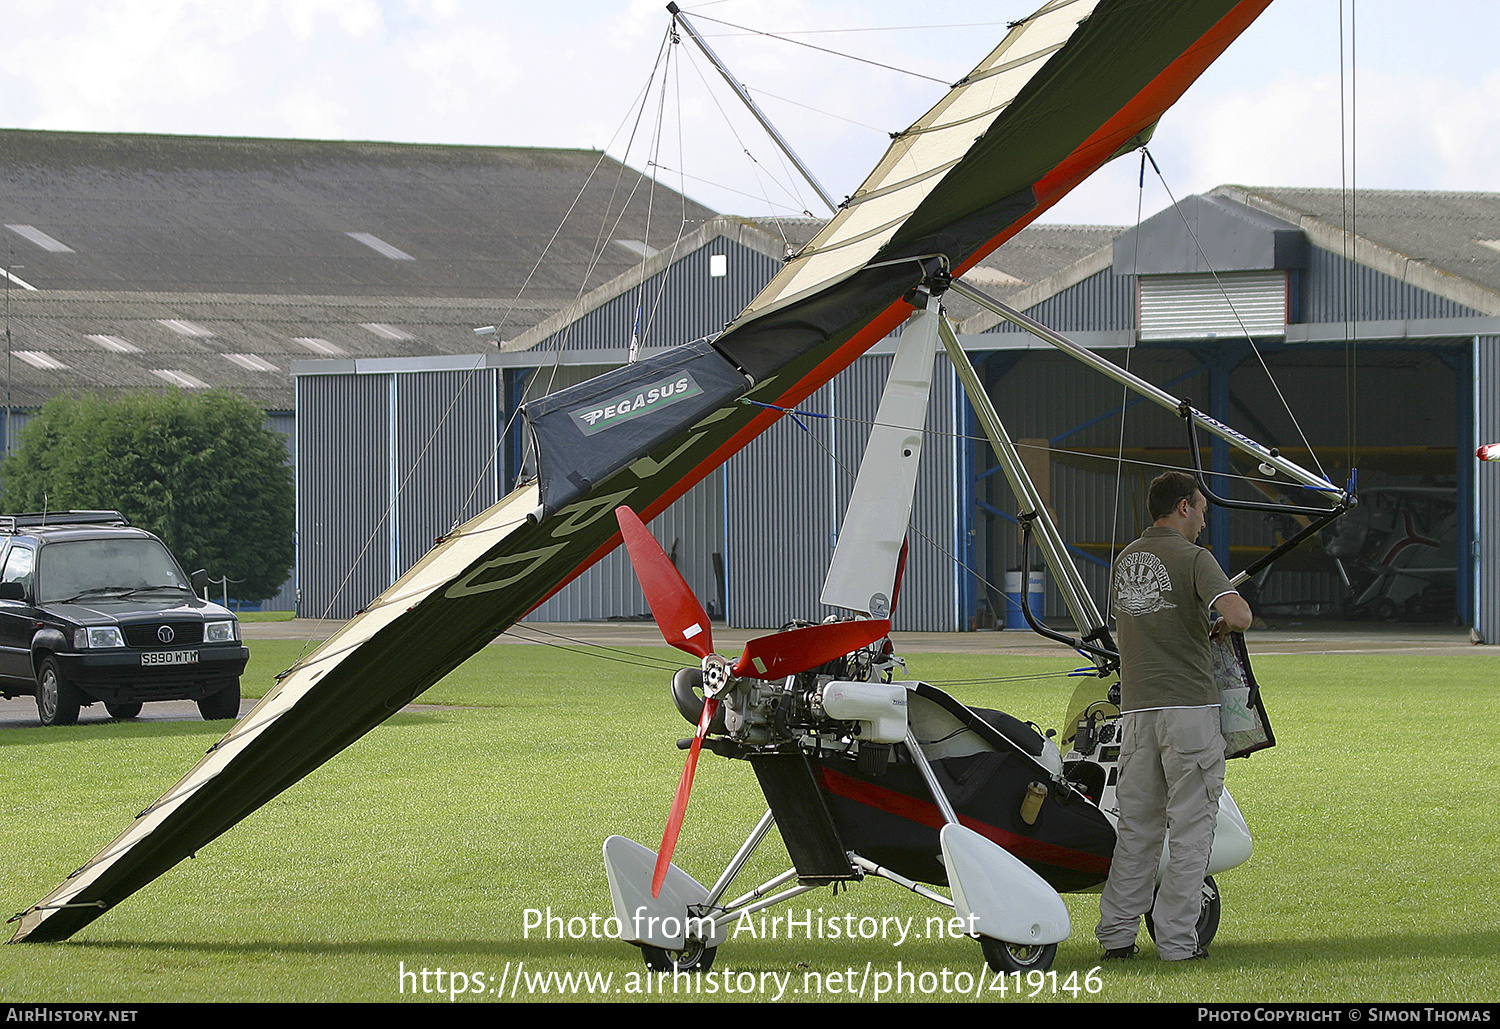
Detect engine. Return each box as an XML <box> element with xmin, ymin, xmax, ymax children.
<box><xmin>676</xmin><ymin>621</ymin><xmax>909</xmax><ymax>755</ymax></box>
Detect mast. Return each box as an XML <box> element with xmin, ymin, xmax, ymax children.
<box><xmin>667</xmin><ymin>3</ymin><xmax>840</xmax><ymax>216</ymax></box>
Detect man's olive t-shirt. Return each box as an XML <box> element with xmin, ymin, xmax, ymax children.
<box><xmin>1112</xmin><ymin>526</ymin><xmax>1237</xmax><ymax>711</ymax></box>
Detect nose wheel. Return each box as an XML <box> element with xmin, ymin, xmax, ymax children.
<box><xmin>641</xmin><ymin>938</ymin><xmax>717</xmax><ymax>973</ymax></box>
<box><xmin>980</xmin><ymin>937</ymin><xmax>1057</xmax><ymax>973</ymax></box>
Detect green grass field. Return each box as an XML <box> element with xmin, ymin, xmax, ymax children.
<box><xmin>2</xmin><ymin>637</ymin><xmax>1496</xmax><ymax>1003</ymax></box>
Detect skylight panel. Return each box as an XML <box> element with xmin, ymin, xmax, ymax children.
<box><xmin>361</xmin><ymin>323</ymin><xmax>414</xmax><ymax>341</ymax></box>
<box><xmin>157</xmin><ymin>319</ymin><xmax>214</xmax><ymax>338</ymax></box>
<box><xmin>151</xmin><ymin>369</ymin><xmax>209</xmax><ymax>388</ymax></box>
<box><xmin>5</xmin><ymin>224</ymin><xmax>74</xmax><ymax>253</ymax></box>
<box><xmin>347</xmin><ymin>232</ymin><xmax>415</xmax><ymax>261</ymax></box>
<box><xmin>2</xmin><ymin>267</ymin><xmax>37</xmax><ymax>291</ymax></box>
<box><xmin>292</xmin><ymin>337</ymin><xmax>348</xmax><ymax>356</ymax></box>
<box><xmin>86</xmin><ymin>334</ymin><xmax>142</xmax><ymax>353</ymax></box>
<box><xmin>223</xmin><ymin>353</ymin><xmax>279</xmax><ymax>372</ymax></box>
<box><xmin>14</xmin><ymin>351</ymin><xmax>67</xmax><ymax>370</ymax></box>
<box><xmin>615</xmin><ymin>239</ymin><xmax>659</xmax><ymax>259</ymax></box>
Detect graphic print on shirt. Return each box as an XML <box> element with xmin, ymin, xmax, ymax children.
<box><xmin>1116</xmin><ymin>551</ymin><xmax>1176</xmax><ymax>617</ymax></box>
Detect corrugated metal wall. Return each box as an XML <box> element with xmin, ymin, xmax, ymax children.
<box><xmin>725</xmin><ymin>355</ymin><xmax>962</xmax><ymax>631</ymax></box>
<box><xmin>536</xmin><ymin>238</ymin><xmax>780</xmax><ymax>352</ymax></box>
<box><xmin>1301</xmin><ymin>247</ymin><xmax>1483</xmax><ymax>322</ymax></box>
<box><xmin>260</xmin><ymin>410</ymin><xmax>298</xmax><ymax>611</ymax></box>
<box><xmin>393</xmin><ymin>369</ymin><xmax>500</xmax><ymax>572</ymax></box>
<box><xmin>725</xmin><ymin>383</ymin><xmax>839</xmax><ymax>629</ymax></box>
<box><xmin>1476</xmin><ymin>337</ymin><xmax>1500</xmax><ymax>643</ymax></box>
<box><xmin>524</xmin><ymin>470</ymin><xmax>725</xmax><ymax>623</ymax></box>
<box><xmin>292</xmin><ymin>227</ymin><xmax>1491</xmax><ymax>635</ymax></box>
<box><xmin>296</xmin><ymin>366</ymin><xmax>501</xmax><ymax>619</ymax></box>
<box><xmin>297</xmin><ymin>373</ymin><xmax>392</xmax><ymax>618</ymax></box>
<box><xmin>987</xmin><ymin>267</ymin><xmax>1134</xmax><ymax>335</ymax></box>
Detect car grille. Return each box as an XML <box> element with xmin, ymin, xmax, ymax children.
<box><xmin>123</xmin><ymin>621</ymin><xmax>204</xmax><ymax>647</ymax></box>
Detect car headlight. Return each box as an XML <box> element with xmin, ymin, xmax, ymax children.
<box><xmin>203</xmin><ymin>620</ymin><xmax>238</xmax><ymax>643</ymax></box>
<box><xmin>75</xmin><ymin>626</ymin><xmax>126</xmax><ymax>649</ymax></box>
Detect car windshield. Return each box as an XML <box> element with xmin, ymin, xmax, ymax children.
<box><xmin>37</xmin><ymin>539</ymin><xmax>190</xmax><ymax>603</ymax></box>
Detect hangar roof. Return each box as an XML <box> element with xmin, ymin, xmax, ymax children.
<box><xmin>1</xmin><ymin>130</ymin><xmax>718</xmax><ymax>409</ymax></box>
<box><xmin>959</xmin><ymin>185</ymin><xmax>1500</xmax><ymax>335</ymax></box>
<box><xmin>7</xmin><ymin>129</ymin><xmax>1498</xmax><ymax>410</ymax></box>
<box><xmin>2</xmin><ymin>129</ymin><xmax>714</xmax><ymax>298</ymax></box>
<box><xmin>1214</xmin><ymin>186</ymin><xmax>1500</xmax><ymax>316</ymax></box>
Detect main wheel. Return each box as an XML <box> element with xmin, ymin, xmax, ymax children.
<box><xmin>196</xmin><ymin>679</ymin><xmax>241</xmax><ymax>720</ymax></box>
<box><xmin>979</xmin><ymin>937</ymin><xmax>1057</xmax><ymax>973</ymax></box>
<box><xmin>105</xmin><ymin>701</ymin><xmax>143</xmax><ymax>719</ymax></box>
<box><xmin>640</xmin><ymin>938</ymin><xmax>717</xmax><ymax>974</ymax></box>
<box><xmin>1145</xmin><ymin>875</ymin><xmax>1221</xmax><ymax>948</ymax></box>
<box><xmin>35</xmin><ymin>657</ymin><xmax>82</xmax><ymax>727</ymax></box>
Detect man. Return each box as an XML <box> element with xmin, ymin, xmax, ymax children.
<box><xmin>1095</xmin><ymin>470</ymin><xmax>1252</xmax><ymax>961</ymax></box>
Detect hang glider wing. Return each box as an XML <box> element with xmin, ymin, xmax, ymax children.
<box><xmin>10</xmin><ymin>0</ymin><xmax>1271</xmax><ymax>943</ymax></box>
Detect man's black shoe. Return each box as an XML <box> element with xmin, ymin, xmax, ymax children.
<box><xmin>1165</xmin><ymin>947</ymin><xmax>1209</xmax><ymax>961</ymax></box>
<box><xmin>1101</xmin><ymin>944</ymin><xmax>1138</xmax><ymax>960</ymax></box>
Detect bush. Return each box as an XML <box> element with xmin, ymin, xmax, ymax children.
<box><xmin>2</xmin><ymin>391</ymin><xmax>294</xmax><ymax>601</ymax></box>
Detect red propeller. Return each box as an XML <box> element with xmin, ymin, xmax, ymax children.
<box><xmin>615</xmin><ymin>506</ymin><xmax>890</xmax><ymax>896</ymax></box>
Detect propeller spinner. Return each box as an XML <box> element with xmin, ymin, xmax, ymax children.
<box><xmin>614</xmin><ymin>506</ymin><xmax>890</xmax><ymax>896</ymax></box>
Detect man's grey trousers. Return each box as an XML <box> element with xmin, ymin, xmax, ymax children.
<box><xmin>1094</xmin><ymin>706</ymin><xmax>1226</xmax><ymax>959</ymax></box>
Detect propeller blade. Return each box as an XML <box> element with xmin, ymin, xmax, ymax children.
<box><xmin>651</xmin><ymin>696</ymin><xmax>718</xmax><ymax>898</ymax></box>
<box><xmin>616</xmin><ymin>506</ymin><xmax>714</xmax><ymax>660</ymax></box>
<box><xmin>732</xmin><ymin>618</ymin><xmax>891</xmax><ymax>680</ymax></box>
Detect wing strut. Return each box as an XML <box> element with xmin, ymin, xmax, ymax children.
<box><xmin>948</xmin><ymin>278</ymin><xmax>1351</xmax><ymax>504</ymax></box>
<box><xmin>937</xmin><ymin>315</ymin><xmax>1117</xmax><ymax>671</ymax></box>
<box><xmin>947</xmin><ymin>275</ymin><xmax>1354</xmax><ymax>596</ymax></box>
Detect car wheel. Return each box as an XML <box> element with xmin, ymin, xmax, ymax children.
<box><xmin>196</xmin><ymin>679</ymin><xmax>241</xmax><ymax>720</ymax></box>
<box><xmin>106</xmin><ymin>701</ymin><xmax>143</xmax><ymax>719</ymax></box>
<box><xmin>36</xmin><ymin>657</ymin><xmax>82</xmax><ymax>727</ymax></box>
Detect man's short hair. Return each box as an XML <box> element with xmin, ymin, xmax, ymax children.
<box><xmin>1148</xmin><ymin>470</ymin><xmax>1200</xmax><ymax>521</ymax></box>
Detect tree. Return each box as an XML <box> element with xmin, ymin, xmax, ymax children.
<box><xmin>2</xmin><ymin>390</ymin><xmax>294</xmax><ymax>601</ymax></box>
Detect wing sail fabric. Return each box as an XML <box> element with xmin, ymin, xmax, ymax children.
<box><xmin>11</xmin><ymin>0</ymin><xmax>1270</xmax><ymax>943</ymax></box>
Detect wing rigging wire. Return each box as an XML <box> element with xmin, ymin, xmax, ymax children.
<box><xmin>679</xmin><ymin>10</ymin><xmax>970</xmax><ymax>86</ymax></box>
<box><xmin>1105</xmin><ymin>149</ymin><xmax>1154</xmax><ymax>600</ymax></box>
<box><xmin>301</xmin><ymin>26</ymin><xmax>695</xmax><ymax>641</ymax></box>
<box><xmin>671</xmin><ymin>37</ymin><xmax>822</xmax><ymax>223</ymax></box>
<box><xmin>1339</xmin><ymin>0</ymin><xmax>1360</xmax><ymax>474</ymax></box>
<box><xmin>1137</xmin><ymin>147</ymin><xmax>1331</xmax><ymax>487</ymax></box>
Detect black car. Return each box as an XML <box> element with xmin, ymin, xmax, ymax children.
<box><xmin>0</xmin><ymin>511</ymin><xmax>249</xmax><ymax>725</ymax></box>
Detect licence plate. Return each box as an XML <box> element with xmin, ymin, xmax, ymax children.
<box><xmin>142</xmin><ymin>650</ymin><xmax>199</xmax><ymax>666</ymax></box>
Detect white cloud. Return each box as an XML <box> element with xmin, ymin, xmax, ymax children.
<box><xmin>2</xmin><ymin>1</ymin><xmax>1495</xmax><ymax>223</ymax></box>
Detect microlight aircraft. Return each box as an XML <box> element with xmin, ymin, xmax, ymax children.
<box><xmin>11</xmin><ymin>0</ymin><xmax>1349</xmax><ymax>959</ymax></box>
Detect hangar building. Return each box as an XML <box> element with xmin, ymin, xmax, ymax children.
<box><xmin>3</xmin><ymin>131</ymin><xmax>1495</xmax><ymax>640</ymax></box>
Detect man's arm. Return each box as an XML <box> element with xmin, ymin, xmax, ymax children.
<box><xmin>1210</xmin><ymin>591</ymin><xmax>1252</xmax><ymax>635</ymax></box>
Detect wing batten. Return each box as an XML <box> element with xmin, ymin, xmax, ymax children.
<box><xmin>12</xmin><ymin>0</ymin><xmax>1271</xmax><ymax>944</ymax></box>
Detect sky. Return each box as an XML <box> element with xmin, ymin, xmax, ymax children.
<box><xmin>4</xmin><ymin>0</ymin><xmax>1497</xmax><ymax>227</ymax></box>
